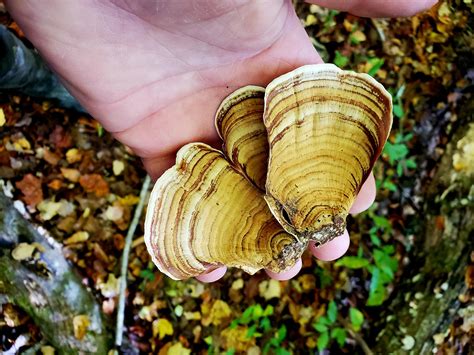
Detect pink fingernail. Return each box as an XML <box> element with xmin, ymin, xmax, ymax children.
<box><xmin>265</xmin><ymin>258</ymin><xmax>302</xmax><ymax>281</ymax></box>
<box><xmin>195</xmin><ymin>266</ymin><xmax>227</xmax><ymax>283</ymax></box>
<box><xmin>310</xmin><ymin>229</ymin><xmax>350</xmax><ymax>261</ymax></box>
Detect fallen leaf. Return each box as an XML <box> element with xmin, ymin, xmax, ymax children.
<box><xmin>47</xmin><ymin>179</ymin><xmax>62</xmax><ymax>190</ymax></box>
<box><xmin>43</xmin><ymin>148</ymin><xmax>61</xmax><ymax>165</ymax></box>
<box><xmin>207</xmin><ymin>300</ymin><xmax>232</xmax><ymax>326</ymax></box>
<box><xmin>73</xmin><ymin>315</ymin><xmax>90</xmax><ymax>340</ymax></box>
<box><xmin>0</xmin><ymin>108</ymin><xmax>5</xmax><ymax>126</ymax></box>
<box><xmin>113</xmin><ymin>160</ymin><xmax>125</xmax><ymax>176</ymax></box>
<box><xmin>99</xmin><ymin>274</ymin><xmax>120</xmax><ymax>298</ymax></box>
<box><xmin>64</xmin><ymin>231</ymin><xmax>89</xmax><ymax>245</ymax></box>
<box><xmin>258</xmin><ymin>279</ymin><xmax>281</xmax><ymax>300</ymax></box>
<box><xmin>16</xmin><ymin>174</ymin><xmax>43</xmax><ymax>209</ymax></box>
<box><xmin>66</xmin><ymin>148</ymin><xmax>83</xmax><ymax>164</ymax></box>
<box><xmin>79</xmin><ymin>174</ymin><xmax>109</xmax><ymax>197</ymax></box>
<box><xmin>167</xmin><ymin>343</ymin><xmax>191</xmax><ymax>355</ymax></box>
<box><xmin>221</xmin><ymin>326</ymin><xmax>256</xmax><ymax>352</ymax></box>
<box><xmin>12</xmin><ymin>243</ymin><xmax>36</xmax><ymax>261</ymax></box>
<box><xmin>37</xmin><ymin>199</ymin><xmax>75</xmax><ymax>220</ymax></box>
<box><xmin>50</xmin><ymin>126</ymin><xmax>72</xmax><ymax>149</ymax></box>
<box><xmin>60</xmin><ymin>168</ymin><xmax>81</xmax><ymax>183</ymax></box>
<box><xmin>152</xmin><ymin>318</ymin><xmax>174</xmax><ymax>339</ymax></box>
<box><xmin>40</xmin><ymin>345</ymin><xmax>55</xmax><ymax>355</ymax></box>
<box><xmin>104</xmin><ymin>205</ymin><xmax>124</xmax><ymax>221</ymax></box>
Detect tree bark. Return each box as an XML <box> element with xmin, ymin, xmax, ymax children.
<box><xmin>373</xmin><ymin>98</ymin><xmax>474</xmax><ymax>354</ymax></box>
<box><xmin>0</xmin><ymin>193</ymin><xmax>112</xmax><ymax>354</ymax></box>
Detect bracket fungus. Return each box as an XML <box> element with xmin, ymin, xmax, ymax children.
<box><xmin>145</xmin><ymin>64</ymin><xmax>392</xmax><ymax>280</ymax></box>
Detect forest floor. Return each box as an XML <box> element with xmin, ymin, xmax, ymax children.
<box><xmin>1</xmin><ymin>1</ymin><xmax>473</xmax><ymax>354</ymax></box>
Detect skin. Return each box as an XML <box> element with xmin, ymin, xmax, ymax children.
<box><xmin>6</xmin><ymin>0</ymin><xmax>437</xmax><ymax>282</ymax></box>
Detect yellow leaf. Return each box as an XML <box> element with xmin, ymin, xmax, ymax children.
<box><xmin>40</xmin><ymin>346</ymin><xmax>55</xmax><ymax>355</ymax></box>
<box><xmin>11</xmin><ymin>243</ymin><xmax>36</xmax><ymax>261</ymax></box>
<box><xmin>60</xmin><ymin>168</ymin><xmax>81</xmax><ymax>183</ymax></box>
<box><xmin>113</xmin><ymin>160</ymin><xmax>125</xmax><ymax>176</ymax></box>
<box><xmin>64</xmin><ymin>231</ymin><xmax>89</xmax><ymax>245</ymax></box>
<box><xmin>167</xmin><ymin>342</ymin><xmax>191</xmax><ymax>355</ymax></box>
<box><xmin>66</xmin><ymin>148</ymin><xmax>82</xmax><ymax>164</ymax></box>
<box><xmin>258</xmin><ymin>279</ymin><xmax>281</xmax><ymax>300</ymax></box>
<box><xmin>153</xmin><ymin>318</ymin><xmax>174</xmax><ymax>339</ymax></box>
<box><xmin>351</xmin><ymin>30</ymin><xmax>366</xmax><ymax>43</ymax></box>
<box><xmin>73</xmin><ymin>315</ymin><xmax>90</xmax><ymax>340</ymax></box>
<box><xmin>0</xmin><ymin>108</ymin><xmax>5</xmax><ymax>127</ymax></box>
<box><xmin>208</xmin><ymin>300</ymin><xmax>232</xmax><ymax>326</ymax></box>
<box><xmin>119</xmin><ymin>194</ymin><xmax>140</xmax><ymax>206</ymax></box>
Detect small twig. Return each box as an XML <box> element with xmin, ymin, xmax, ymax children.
<box><xmin>338</xmin><ymin>316</ymin><xmax>374</xmax><ymax>355</ymax></box>
<box><xmin>115</xmin><ymin>175</ymin><xmax>151</xmax><ymax>347</ymax></box>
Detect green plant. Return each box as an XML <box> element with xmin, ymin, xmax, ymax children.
<box><xmin>312</xmin><ymin>301</ymin><xmax>347</xmax><ymax>353</ymax></box>
<box><xmin>336</xmin><ymin>211</ymin><xmax>399</xmax><ymax>306</ymax></box>
<box><xmin>229</xmin><ymin>304</ymin><xmax>290</xmax><ymax>354</ymax></box>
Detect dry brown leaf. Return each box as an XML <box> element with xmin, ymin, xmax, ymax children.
<box><xmin>79</xmin><ymin>174</ymin><xmax>109</xmax><ymax>197</ymax></box>
<box><xmin>60</xmin><ymin>167</ymin><xmax>81</xmax><ymax>183</ymax></box>
<box><xmin>43</xmin><ymin>148</ymin><xmax>61</xmax><ymax>165</ymax></box>
<box><xmin>16</xmin><ymin>174</ymin><xmax>43</xmax><ymax>208</ymax></box>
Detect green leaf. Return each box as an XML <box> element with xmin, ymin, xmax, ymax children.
<box><xmin>334</xmin><ymin>51</ymin><xmax>349</xmax><ymax>68</ymax></box>
<box><xmin>405</xmin><ymin>158</ymin><xmax>417</xmax><ymax>169</ymax></box>
<box><xmin>327</xmin><ymin>301</ymin><xmax>338</xmax><ymax>323</ymax></box>
<box><xmin>393</xmin><ymin>104</ymin><xmax>404</xmax><ymax>118</ymax></box>
<box><xmin>383</xmin><ymin>142</ymin><xmax>409</xmax><ymax>164</ymax></box>
<box><xmin>277</xmin><ymin>325</ymin><xmax>287</xmax><ymax>342</ymax></box>
<box><xmin>368</xmin><ymin>58</ymin><xmax>384</xmax><ymax>77</ymax></box>
<box><xmin>252</xmin><ymin>304</ymin><xmax>264</xmax><ymax>321</ymax></box>
<box><xmin>316</xmin><ymin>267</ymin><xmax>333</xmax><ymax>288</ymax></box>
<box><xmin>263</xmin><ymin>305</ymin><xmax>274</xmax><ymax>317</ymax></box>
<box><xmin>370</xmin><ymin>234</ymin><xmax>382</xmax><ymax>247</ymax></box>
<box><xmin>317</xmin><ymin>331</ymin><xmax>330</xmax><ymax>353</ymax></box>
<box><xmin>349</xmin><ymin>308</ymin><xmax>364</xmax><ymax>331</ymax></box>
<box><xmin>204</xmin><ymin>336</ymin><xmax>213</xmax><ymax>345</ymax></box>
<box><xmin>330</xmin><ymin>327</ymin><xmax>347</xmax><ymax>346</ymax></box>
<box><xmin>372</xmin><ymin>215</ymin><xmax>392</xmax><ymax>231</ymax></box>
<box><xmin>367</xmin><ymin>268</ymin><xmax>386</xmax><ymax>306</ymax></box>
<box><xmin>382</xmin><ymin>180</ymin><xmax>398</xmax><ymax>192</ymax></box>
<box><xmin>260</xmin><ymin>317</ymin><xmax>271</xmax><ymax>332</ymax></box>
<box><xmin>247</xmin><ymin>324</ymin><xmax>258</xmax><ymax>338</ymax></box>
<box><xmin>335</xmin><ymin>256</ymin><xmax>370</xmax><ymax>269</ymax></box>
<box><xmin>275</xmin><ymin>348</ymin><xmax>291</xmax><ymax>355</ymax></box>
<box><xmin>241</xmin><ymin>305</ymin><xmax>254</xmax><ymax>324</ymax></box>
<box><xmin>139</xmin><ymin>269</ymin><xmax>155</xmax><ymax>281</ymax></box>
<box><xmin>225</xmin><ymin>349</ymin><xmax>235</xmax><ymax>355</ymax></box>
<box><xmin>313</xmin><ymin>322</ymin><xmax>328</xmax><ymax>333</ymax></box>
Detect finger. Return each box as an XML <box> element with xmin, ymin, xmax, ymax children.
<box><xmin>195</xmin><ymin>266</ymin><xmax>227</xmax><ymax>283</ymax></box>
<box><xmin>349</xmin><ymin>172</ymin><xmax>376</xmax><ymax>215</ymax></box>
<box><xmin>265</xmin><ymin>258</ymin><xmax>302</xmax><ymax>281</ymax></box>
<box><xmin>305</xmin><ymin>0</ymin><xmax>437</xmax><ymax>18</ymax></box>
<box><xmin>141</xmin><ymin>155</ymin><xmax>176</xmax><ymax>180</ymax></box>
<box><xmin>310</xmin><ymin>229</ymin><xmax>350</xmax><ymax>261</ymax></box>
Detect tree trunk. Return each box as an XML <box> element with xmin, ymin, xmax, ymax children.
<box><xmin>0</xmin><ymin>193</ymin><xmax>112</xmax><ymax>354</ymax></box>
<box><xmin>373</xmin><ymin>97</ymin><xmax>474</xmax><ymax>354</ymax></box>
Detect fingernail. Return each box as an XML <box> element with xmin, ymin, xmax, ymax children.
<box><xmin>195</xmin><ymin>266</ymin><xmax>227</xmax><ymax>283</ymax></box>
<box><xmin>265</xmin><ymin>258</ymin><xmax>302</xmax><ymax>281</ymax></box>
<box><xmin>310</xmin><ymin>229</ymin><xmax>350</xmax><ymax>261</ymax></box>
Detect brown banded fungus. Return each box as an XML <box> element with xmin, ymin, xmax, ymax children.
<box><xmin>145</xmin><ymin>64</ymin><xmax>392</xmax><ymax>280</ymax></box>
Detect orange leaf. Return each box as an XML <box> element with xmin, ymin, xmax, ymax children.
<box><xmin>79</xmin><ymin>174</ymin><xmax>109</xmax><ymax>197</ymax></box>
<box><xmin>16</xmin><ymin>174</ymin><xmax>43</xmax><ymax>208</ymax></box>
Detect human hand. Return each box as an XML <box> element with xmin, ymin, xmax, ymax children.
<box><xmin>6</xmin><ymin>0</ymin><xmax>437</xmax><ymax>282</ymax></box>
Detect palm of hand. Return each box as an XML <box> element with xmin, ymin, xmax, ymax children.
<box><xmin>7</xmin><ymin>0</ymin><xmax>321</xmax><ymax>177</ymax></box>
